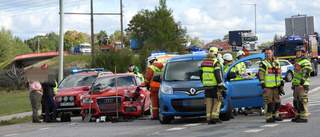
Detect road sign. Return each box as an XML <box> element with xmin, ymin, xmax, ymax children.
<box><xmin>243</xmin><ymin>49</ymin><xmax>249</xmax><ymax>56</ymax></box>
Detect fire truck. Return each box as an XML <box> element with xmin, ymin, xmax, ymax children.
<box><xmin>273</xmin><ymin>15</ymin><xmax>318</xmax><ymax>76</ymax></box>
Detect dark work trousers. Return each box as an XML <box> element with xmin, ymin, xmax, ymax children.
<box><xmin>44</xmin><ymin>97</ymin><xmax>58</xmax><ymax>121</ymax></box>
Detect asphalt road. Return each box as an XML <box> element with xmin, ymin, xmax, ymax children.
<box><xmin>1</xmin><ymin>64</ymin><xmax>319</xmax><ymax>137</ymax></box>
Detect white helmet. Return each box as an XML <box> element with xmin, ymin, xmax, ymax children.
<box><xmin>237</xmin><ymin>50</ymin><xmax>245</xmax><ymax>58</ymax></box>
<box><xmin>147</xmin><ymin>56</ymin><xmax>157</xmax><ymax>62</ymax></box>
<box><xmin>223</xmin><ymin>53</ymin><xmax>233</xmax><ymax>61</ymax></box>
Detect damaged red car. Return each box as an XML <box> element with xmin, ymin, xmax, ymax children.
<box><xmin>81</xmin><ymin>73</ymin><xmax>151</xmax><ymax>120</ymax></box>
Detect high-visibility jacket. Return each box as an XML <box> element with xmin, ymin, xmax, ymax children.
<box><xmin>146</xmin><ymin>63</ymin><xmax>164</xmax><ymax>88</ymax></box>
<box><xmin>260</xmin><ymin>60</ymin><xmax>282</xmax><ymax>87</ymax></box>
<box><xmin>127</xmin><ymin>71</ymin><xmax>145</xmax><ymax>83</ymax></box>
<box><xmin>292</xmin><ymin>59</ymin><xmax>312</xmax><ymax>86</ymax></box>
<box><xmin>235</xmin><ymin>58</ymin><xmax>246</xmax><ymax>80</ymax></box>
<box><xmin>223</xmin><ymin>62</ymin><xmax>238</xmax><ymax>81</ymax></box>
<box><xmin>53</xmin><ymin>80</ymin><xmax>58</xmax><ymax>95</ymax></box>
<box><xmin>201</xmin><ymin>58</ymin><xmax>223</xmax><ymax>87</ymax></box>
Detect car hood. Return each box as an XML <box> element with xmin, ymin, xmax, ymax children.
<box><xmin>83</xmin><ymin>86</ymin><xmax>138</xmax><ymax>98</ymax></box>
<box><xmin>57</xmin><ymin>86</ymin><xmax>89</xmax><ymax>96</ymax></box>
<box><xmin>162</xmin><ymin>80</ymin><xmax>203</xmax><ymax>89</ymax></box>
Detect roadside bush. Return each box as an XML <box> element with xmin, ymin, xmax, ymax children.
<box><xmin>92</xmin><ymin>49</ymin><xmax>135</xmax><ymax>73</ymax></box>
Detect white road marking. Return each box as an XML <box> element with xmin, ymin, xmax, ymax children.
<box><xmin>261</xmin><ymin>124</ymin><xmax>279</xmax><ymax>127</ymax></box>
<box><xmin>184</xmin><ymin>123</ymin><xmax>202</xmax><ymax>127</ymax></box>
<box><xmin>38</xmin><ymin>127</ymin><xmax>49</xmax><ymax>131</ymax></box>
<box><xmin>4</xmin><ymin>133</ymin><xmax>19</xmax><ymax>137</ymax></box>
<box><xmin>244</xmin><ymin>129</ymin><xmax>263</xmax><ymax>133</ymax></box>
<box><xmin>167</xmin><ymin>127</ymin><xmax>186</xmax><ymax>131</ymax></box>
<box><xmin>148</xmin><ymin>132</ymin><xmax>160</xmax><ymax>136</ymax></box>
<box><xmin>282</xmin><ymin>119</ymin><xmax>291</xmax><ymax>122</ymax></box>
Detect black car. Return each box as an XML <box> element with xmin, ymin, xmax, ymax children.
<box><xmin>187</xmin><ymin>45</ymin><xmax>202</xmax><ymax>52</ymax></box>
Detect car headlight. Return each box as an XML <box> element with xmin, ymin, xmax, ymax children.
<box><xmin>82</xmin><ymin>98</ymin><xmax>93</xmax><ymax>103</ymax></box>
<box><xmin>57</xmin><ymin>97</ymin><xmax>62</xmax><ymax>102</ymax></box>
<box><xmin>63</xmin><ymin>96</ymin><xmax>69</xmax><ymax>102</ymax></box>
<box><xmin>69</xmin><ymin>96</ymin><xmax>75</xmax><ymax>101</ymax></box>
<box><xmin>161</xmin><ymin>84</ymin><xmax>173</xmax><ymax>94</ymax></box>
<box><xmin>80</xmin><ymin>95</ymin><xmax>84</xmax><ymax>100</ymax></box>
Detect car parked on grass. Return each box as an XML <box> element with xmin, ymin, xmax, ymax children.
<box><xmin>54</xmin><ymin>68</ymin><xmax>106</xmax><ymax>116</ymax></box>
<box><xmin>246</xmin><ymin>59</ymin><xmax>294</xmax><ymax>82</ymax></box>
<box><xmin>81</xmin><ymin>73</ymin><xmax>151</xmax><ymax>120</ymax></box>
<box><xmin>156</xmin><ymin>53</ymin><xmax>265</xmax><ymax>124</ymax></box>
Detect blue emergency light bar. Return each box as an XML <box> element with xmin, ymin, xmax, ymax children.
<box><xmin>70</xmin><ymin>68</ymin><xmax>104</xmax><ymax>73</ymax></box>
<box><xmin>151</xmin><ymin>52</ymin><xmax>166</xmax><ymax>56</ymax></box>
<box><xmin>288</xmin><ymin>37</ymin><xmax>303</xmax><ymax>41</ymax></box>
<box><xmin>192</xmin><ymin>51</ymin><xmax>207</xmax><ymax>54</ymax></box>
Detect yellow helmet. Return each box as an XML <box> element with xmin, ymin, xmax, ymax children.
<box><xmin>209</xmin><ymin>47</ymin><xmax>218</xmax><ymax>54</ymax></box>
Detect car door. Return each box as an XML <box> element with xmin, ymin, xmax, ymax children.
<box><xmin>224</xmin><ymin>54</ymin><xmax>265</xmax><ymax>108</ymax></box>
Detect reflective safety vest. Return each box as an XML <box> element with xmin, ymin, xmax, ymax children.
<box><xmin>53</xmin><ymin>81</ymin><xmax>58</xmax><ymax>95</ymax></box>
<box><xmin>235</xmin><ymin>59</ymin><xmax>246</xmax><ymax>80</ymax></box>
<box><xmin>261</xmin><ymin>60</ymin><xmax>282</xmax><ymax>87</ymax></box>
<box><xmin>201</xmin><ymin>58</ymin><xmax>221</xmax><ymax>87</ymax></box>
<box><xmin>149</xmin><ymin>65</ymin><xmax>163</xmax><ymax>88</ymax></box>
<box><xmin>127</xmin><ymin>71</ymin><xmax>145</xmax><ymax>83</ymax></box>
<box><xmin>223</xmin><ymin>64</ymin><xmax>238</xmax><ymax>81</ymax></box>
<box><xmin>292</xmin><ymin>59</ymin><xmax>312</xmax><ymax>86</ymax></box>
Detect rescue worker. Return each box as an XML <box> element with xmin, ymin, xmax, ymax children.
<box><xmin>200</xmin><ymin>52</ymin><xmax>224</xmax><ymax>124</ymax></box>
<box><xmin>236</xmin><ymin>50</ymin><xmax>248</xmax><ymax>79</ymax></box>
<box><xmin>258</xmin><ymin>47</ymin><xmax>284</xmax><ymax>122</ymax></box>
<box><xmin>209</xmin><ymin>47</ymin><xmax>224</xmax><ymax>65</ymax></box>
<box><xmin>291</xmin><ymin>46</ymin><xmax>312</xmax><ymax>123</ymax></box>
<box><xmin>127</xmin><ymin>63</ymin><xmax>145</xmax><ymax>83</ymax></box>
<box><xmin>222</xmin><ymin>53</ymin><xmax>237</xmax><ymax>74</ymax></box>
<box><xmin>144</xmin><ymin>56</ymin><xmax>164</xmax><ymax>120</ymax></box>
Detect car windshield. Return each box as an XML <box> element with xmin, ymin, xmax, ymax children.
<box><xmin>249</xmin><ymin>61</ymin><xmax>260</xmax><ymax>69</ymax></box>
<box><xmin>274</xmin><ymin>43</ymin><xmax>302</xmax><ymax>56</ymax></box>
<box><xmin>164</xmin><ymin>60</ymin><xmax>201</xmax><ymax>81</ymax></box>
<box><xmin>59</xmin><ymin>75</ymin><xmax>97</xmax><ymax>88</ymax></box>
<box><xmin>81</xmin><ymin>45</ymin><xmax>90</xmax><ymax>49</ymax></box>
<box><xmin>93</xmin><ymin>76</ymin><xmax>136</xmax><ymax>87</ymax></box>
<box><xmin>243</xmin><ymin>36</ymin><xmax>258</xmax><ymax>41</ymax></box>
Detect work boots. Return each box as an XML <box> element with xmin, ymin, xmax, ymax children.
<box><xmin>273</xmin><ymin>116</ymin><xmax>283</xmax><ymax>121</ymax></box>
<box><xmin>295</xmin><ymin>118</ymin><xmax>308</xmax><ymax>123</ymax></box>
<box><xmin>266</xmin><ymin>118</ymin><xmax>276</xmax><ymax>123</ymax></box>
<box><xmin>291</xmin><ymin>116</ymin><xmax>300</xmax><ymax>122</ymax></box>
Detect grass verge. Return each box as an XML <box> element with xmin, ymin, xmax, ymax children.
<box><xmin>0</xmin><ymin>90</ymin><xmax>32</xmax><ymax>117</ymax></box>
<box><xmin>0</xmin><ymin>116</ymin><xmax>33</xmax><ymax>126</ymax></box>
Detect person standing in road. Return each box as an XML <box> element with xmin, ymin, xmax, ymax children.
<box><xmin>127</xmin><ymin>63</ymin><xmax>145</xmax><ymax>83</ymax></box>
<box><xmin>29</xmin><ymin>80</ymin><xmax>43</xmax><ymax>123</ymax></box>
<box><xmin>144</xmin><ymin>56</ymin><xmax>164</xmax><ymax>120</ymax></box>
<box><xmin>41</xmin><ymin>81</ymin><xmax>59</xmax><ymax>123</ymax></box>
<box><xmin>258</xmin><ymin>47</ymin><xmax>284</xmax><ymax>123</ymax></box>
<box><xmin>291</xmin><ymin>46</ymin><xmax>312</xmax><ymax>123</ymax></box>
<box><xmin>200</xmin><ymin>52</ymin><xmax>224</xmax><ymax>124</ymax></box>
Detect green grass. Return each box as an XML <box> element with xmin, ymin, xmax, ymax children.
<box><xmin>0</xmin><ymin>90</ymin><xmax>32</xmax><ymax>117</ymax></box>
<box><xmin>0</xmin><ymin>115</ymin><xmax>33</xmax><ymax>126</ymax></box>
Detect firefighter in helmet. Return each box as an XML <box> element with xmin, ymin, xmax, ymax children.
<box><xmin>200</xmin><ymin>52</ymin><xmax>224</xmax><ymax>124</ymax></box>
<box><xmin>291</xmin><ymin>46</ymin><xmax>312</xmax><ymax>123</ymax></box>
<box><xmin>144</xmin><ymin>56</ymin><xmax>164</xmax><ymax>120</ymax></box>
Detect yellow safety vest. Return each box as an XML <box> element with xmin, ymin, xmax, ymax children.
<box><xmin>201</xmin><ymin>58</ymin><xmax>222</xmax><ymax>87</ymax></box>
<box><xmin>223</xmin><ymin>64</ymin><xmax>238</xmax><ymax>81</ymax></box>
<box><xmin>127</xmin><ymin>71</ymin><xmax>145</xmax><ymax>83</ymax></box>
<box><xmin>53</xmin><ymin>81</ymin><xmax>58</xmax><ymax>95</ymax></box>
<box><xmin>292</xmin><ymin>59</ymin><xmax>312</xmax><ymax>86</ymax></box>
<box><xmin>149</xmin><ymin>65</ymin><xmax>163</xmax><ymax>75</ymax></box>
<box><xmin>261</xmin><ymin>60</ymin><xmax>282</xmax><ymax>87</ymax></box>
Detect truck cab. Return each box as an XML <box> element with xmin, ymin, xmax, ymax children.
<box><xmin>157</xmin><ymin>53</ymin><xmax>264</xmax><ymax>124</ymax></box>
<box><xmin>229</xmin><ymin>30</ymin><xmax>258</xmax><ymax>52</ymax></box>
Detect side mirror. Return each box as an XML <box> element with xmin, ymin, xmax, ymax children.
<box><xmin>227</xmin><ymin>72</ymin><xmax>237</xmax><ymax>81</ymax></box>
<box><xmin>152</xmin><ymin>75</ymin><xmax>162</xmax><ymax>83</ymax></box>
<box><xmin>82</xmin><ymin>86</ymin><xmax>90</xmax><ymax>91</ymax></box>
<box><xmin>139</xmin><ymin>83</ymin><xmax>146</xmax><ymax>87</ymax></box>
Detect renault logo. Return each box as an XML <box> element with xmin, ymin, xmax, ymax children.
<box><xmin>190</xmin><ymin>88</ymin><xmax>196</xmax><ymax>95</ymax></box>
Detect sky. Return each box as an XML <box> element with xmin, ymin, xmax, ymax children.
<box><xmin>1</xmin><ymin>0</ymin><xmax>320</xmax><ymax>45</ymax></box>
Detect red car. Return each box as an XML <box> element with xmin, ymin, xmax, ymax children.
<box><xmin>81</xmin><ymin>73</ymin><xmax>151</xmax><ymax>120</ymax></box>
<box><xmin>55</xmin><ymin>68</ymin><xmax>106</xmax><ymax>116</ymax></box>
<box><xmin>207</xmin><ymin>44</ymin><xmax>224</xmax><ymax>51</ymax></box>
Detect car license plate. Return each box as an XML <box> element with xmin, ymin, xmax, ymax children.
<box><xmin>60</xmin><ymin>102</ymin><xmax>74</xmax><ymax>106</ymax></box>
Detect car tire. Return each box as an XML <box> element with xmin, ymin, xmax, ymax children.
<box><xmin>219</xmin><ymin>100</ymin><xmax>232</xmax><ymax>121</ymax></box>
<box><xmin>159</xmin><ymin>112</ymin><xmax>173</xmax><ymax>124</ymax></box>
<box><xmin>284</xmin><ymin>71</ymin><xmax>293</xmax><ymax>82</ymax></box>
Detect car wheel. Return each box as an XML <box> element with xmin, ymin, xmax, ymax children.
<box><xmin>219</xmin><ymin>100</ymin><xmax>232</xmax><ymax>121</ymax></box>
<box><xmin>284</xmin><ymin>71</ymin><xmax>293</xmax><ymax>82</ymax></box>
<box><xmin>159</xmin><ymin>112</ymin><xmax>173</xmax><ymax>124</ymax></box>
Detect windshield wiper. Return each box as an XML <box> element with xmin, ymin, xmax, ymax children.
<box><xmin>165</xmin><ymin>79</ymin><xmax>184</xmax><ymax>82</ymax></box>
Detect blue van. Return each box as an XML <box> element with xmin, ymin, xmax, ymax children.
<box><xmin>157</xmin><ymin>53</ymin><xmax>265</xmax><ymax>124</ymax></box>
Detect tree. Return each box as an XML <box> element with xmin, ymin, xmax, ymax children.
<box><xmin>223</xmin><ymin>34</ymin><xmax>229</xmax><ymax>41</ymax></box>
<box><xmin>191</xmin><ymin>37</ymin><xmax>203</xmax><ymax>47</ymax></box>
<box><xmin>211</xmin><ymin>39</ymin><xmax>222</xmax><ymax>42</ymax></box>
<box><xmin>96</xmin><ymin>30</ymin><xmax>108</xmax><ymax>46</ymax></box>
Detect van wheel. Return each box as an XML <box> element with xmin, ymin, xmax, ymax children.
<box><xmin>219</xmin><ymin>100</ymin><xmax>232</xmax><ymax>121</ymax></box>
<box><xmin>159</xmin><ymin>112</ymin><xmax>173</xmax><ymax>124</ymax></box>
<box><xmin>284</xmin><ymin>71</ymin><xmax>293</xmax><ymax>82</ymax></box>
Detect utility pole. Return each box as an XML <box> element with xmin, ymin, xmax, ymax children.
<box><xmin>120</xmin><ymin>0</ymin><xmax>123</xmax><ymax>48</ymax></box>
<box><xmin>58</xmin><ymin>0</ymin><xmax>64</xmax><ymax>83</ymax></box>
<box><xmin>90</xmin><ymin>0</ymin><xmax>94</xmax><ymax>64</ymax></box>
<box><xmin>38</xmin><ymin>37</ymin><xmax>40</xmax><ymax>53</ymax></box>
<box><xmin>241</xmin><ymin>3</ymin><xmax>257</xmax><ymax>34</ymax></box>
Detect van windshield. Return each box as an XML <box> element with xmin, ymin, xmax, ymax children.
<box><xmin>164</xmin><ymin>60</ymin><xmax>201</xmax><ymax>81</ymax></box>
